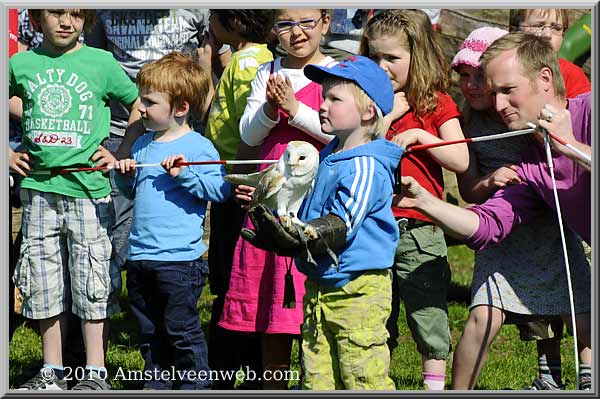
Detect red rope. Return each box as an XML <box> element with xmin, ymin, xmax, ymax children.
<box><xmin>45</xmin><ymin>160</ymin><xmax>227</xmax><ymax>175</ymax></box>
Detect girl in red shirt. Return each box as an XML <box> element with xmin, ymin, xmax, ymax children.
<box><xmin>360</xmin><ymin>9</ymin><xmax>469</xmax><ymax>390</ymax></box>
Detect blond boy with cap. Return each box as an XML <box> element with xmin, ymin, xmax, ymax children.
<box><xmin>243</xmin><ymin>55</ymin><xmax>403</xmax><ymax>389</ymax></box>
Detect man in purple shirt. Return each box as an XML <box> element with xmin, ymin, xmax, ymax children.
<box><xmin>399</xmin><ymin>32</ymin><xmax>591</xmax><ymax>246</ymax></box>
<box><xmin>398</xmin><ymin>32</ymin><xmax>592</xmax><ymax>389</ymax></box>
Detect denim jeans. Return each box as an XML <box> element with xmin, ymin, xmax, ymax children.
<box><xmin>126</xmin><ymin>259</ymin><xmax>211</xmax><ymax>390</ymax></box>
<box><xmin>102</xmin><ymin>136</ymin><xmax>133</xmax><ymax>271</ymax></box>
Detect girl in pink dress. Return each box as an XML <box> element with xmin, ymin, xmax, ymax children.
<box><xmin>218</xmin><ymin>9</ymin><xmax>335</xmax><ymax>389</ymax></box>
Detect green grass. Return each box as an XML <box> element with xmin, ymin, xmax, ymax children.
<box><xmin>8</xmin><ymin>244</ymin><xmax>579</xmax><ymax>390</ymax></box>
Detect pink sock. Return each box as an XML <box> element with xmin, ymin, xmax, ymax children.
<box><xmin>423</xmin><ymin>372</ymin><xmax>445</xmax><ymax>390</ymax></box>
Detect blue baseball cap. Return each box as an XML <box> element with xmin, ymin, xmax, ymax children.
<box><xmin>304</xmin><ymin>55</ymin><xmax>394</xmax><ymax>116</ymax></box>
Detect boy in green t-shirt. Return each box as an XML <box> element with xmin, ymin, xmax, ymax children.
<box><xmin>8</xmin><ymin>9</ymin><xmax>140</xmax><ymax>390</ymax></box>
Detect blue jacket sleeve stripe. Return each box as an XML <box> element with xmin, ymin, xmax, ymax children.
<box><xmin>343</xmin><ymin>157</ymin><xmax>363</xmax><ymax>232</ymax></box>
<box><xmin>344</xmin><ymin>157</ymin><xmax>362</xmax><ymax>208</ymax></box>
<box><xmin>349</xmin><ymin>157</ymin><xmax>369</xmax><ymax>217</ymax></box>
<box><xmin>343</xmin><ymin>156</ymin><xmax>375</xmax><ymax>234</ymax></box>
<box><xmin>352</xmin><ymin>156</ymin><xmax>375</xmax><ymax>231</ymax></box>
<box><xmin>349</xmin><ymin>157</ymin><xmax>369</xmax><ymax>223</ymax></box>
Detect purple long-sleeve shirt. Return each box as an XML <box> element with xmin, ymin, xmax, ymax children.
<box><xmin>467</xmin><ymin>92</ymin><xmax>591</xmax><ymax>249</ymax></box>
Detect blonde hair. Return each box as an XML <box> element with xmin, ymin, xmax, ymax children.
<box><xmin>136</xmin><ymin>52</ymin><xmax>211</xmax><ymax>118</ymax></box>
<box><xmin>29</xmin><ymin>9</ymin><xmax>96</xmax><ymax>33</ymax></box>
<box><xmin>509</xmin><ymin>9</ymin><xmax>569</xmax><ymax>33</ymax></box>
<box><xmin>360</xmin><ymin>9</ymin><xmax>450</xmax><ymax>118</ymax></box>
<box><xmin>479</xmin><ymin>32</ymin><xmax>566</xmax><ymax>99</ymax></box>
<box><xmin>322</xmin><ymin>77</ymin><xmax>385</xmax><ymax>138</ymax></box>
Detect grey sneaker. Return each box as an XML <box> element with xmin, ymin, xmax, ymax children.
<box><xmin>72</xmin><ymin>373</ymin><xmax>111</xmax><ymax>390</ymax></box>
<box><xmin>524</xmin><ymin>377</ymin><xmax>565</xmax><ymax>390</ymax></box>
<box><xmin>16</xmin><ymin>367</ymin><xmax>68</xmax><ymax>390</ymax></box>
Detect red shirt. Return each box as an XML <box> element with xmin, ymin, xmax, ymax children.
<box><xmin>9</xmin><ymin>9</ymin><xmax>18</xmax><ymax>57</ymax></box>
<box><xmin>559</xmin><ymin>57</ymin><xmax>591</xmax><ymax>98</ymax></box>
<box><xmin>387</xmin><ymin>92</ymin><xmax>462</xmax><ymax>221</ymax></box>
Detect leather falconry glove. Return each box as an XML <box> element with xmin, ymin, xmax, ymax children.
<box><xmin>241</xmin><ymin>204</ymin><xmax>347</xmax><ymax>264</ymax></box>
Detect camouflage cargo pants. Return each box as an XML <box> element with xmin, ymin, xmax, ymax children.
<box><xmin>301</xmin><ymin>269</ymin><xmax>396</xmax><ymax>390</ymax></box>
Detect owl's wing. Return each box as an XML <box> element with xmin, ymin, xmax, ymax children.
<box><xmin>224</xmin><ymin>170</ymin><xmax>265</xmax><ymax>187</ymax></box>
<box><xmin>253</xmin><ymin>164</ymin><xmax>285</xmax><ymax>206</ymax></box>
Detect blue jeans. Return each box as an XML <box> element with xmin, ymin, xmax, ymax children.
<box><xmin>126</xmin><ymin>259</ymin><xmax>211</xmax><ymax>390</ymax></box>
<box><xmin>103</xmin><ymin>136</ymin><xmax>132</xmax><ymax>271</ymax></box>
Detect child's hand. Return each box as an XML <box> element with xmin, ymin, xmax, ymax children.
<box><xmin>113</xmin><ymin>158</ymin><xmax>137</xmax><ymax>177</ymax></box>
<box><xmin>91</xmin><ymin>144</ymin><xmax>116</xmax><ymax>174</ymax></box>
<box><xmin>9</xmin><ymin>148</ymin><xmax>31</xmax><ymax>177</ymax></box>
<box><xmin>272</xmin><ymin>75</ymin><xmax>299</xmax><ymax>118</ymax></box>
<box><xmin>264</xmin><ymin>75</ymin><xmax>279</xmax><ymax>120</ymax></box>
<box><xmin>485</xmin><ymin>164</ymin><xmax>521</xmax><ymax>189</ymax></box>
<box><xmin>162</xmin><ymin>154</ymin><xmax>187</xmax><ymax>177</ymax></box>
<box><xmin>234</xmin><ymin>184</ymin><xmax>255</xmax><ymax>209</ymax></box>
<box><xmin>389</xmin><ymin>92</ymin><xmax>410</xmax><ymax>121</ymax></box>
<box><xmin>391</xmin><ymin>128</ymin><xmax>423</xmax><ymax>150</ymax></box>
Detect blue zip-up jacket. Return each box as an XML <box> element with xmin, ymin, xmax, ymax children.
<box><xmin>296</xmin><ymin>137</ymin><xmax>404</xmax><ymax>287</ymax></box>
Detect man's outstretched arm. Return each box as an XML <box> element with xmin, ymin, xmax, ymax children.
<box><xmin>395</xmin><ymin>176</ymin><xmax>480</xmax><ymax>241</ymax></box>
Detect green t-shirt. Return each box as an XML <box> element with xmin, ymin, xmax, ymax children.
<box><xmin>204</xmin><ymin>44</ymin><xmax>273</xmax><ymax>172</ymax></box>
<box><xmin>9</xmin><ymin>45</ymin><xmax>139</xmax><ymax>198</ymax></box>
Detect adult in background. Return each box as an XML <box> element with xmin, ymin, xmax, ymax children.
<box><xmin>509</xmin><ymin>8</ymin><xmax>590</xmax><ymax>98</ymax></box>
<box><xmin>451</xmin><ymin>27</ymin><xmax>590</xmax><ymax>391</ymax></box>
<box><xmin>398</xmin><ymin>32</ymin><xmax>592</xmax><ymax>390</ymax></box>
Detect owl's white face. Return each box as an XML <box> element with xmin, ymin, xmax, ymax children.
<box><xmin>282</xmin><ymin>141</ymin><xmax>319</xmax><ymax>177</ymax></box>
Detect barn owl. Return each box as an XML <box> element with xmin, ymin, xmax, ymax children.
<box><xmin>225</xmin><ymin>141</ymin><xmax>319</xmax><ymax>224</ymax></box>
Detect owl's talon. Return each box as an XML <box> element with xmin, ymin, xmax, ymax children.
<box><xmin>280</xmin><ymin>214</ymin><xmax>317</xmax><ymax>240</ymax></box>
<box><xmin>303</xmin><ymin>224</ymin><xmax>319</xmax><ymax>240</ymax></box>
<box><xmin>279</xmin><ymin>214</ymin><xmax>294</xmax><ymax>232</ymax></box>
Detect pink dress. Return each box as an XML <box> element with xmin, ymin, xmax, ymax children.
<box><xmin>219</xmin><ymin>65</ymin><xmax>325</xmax><ymax>334</ymax></box>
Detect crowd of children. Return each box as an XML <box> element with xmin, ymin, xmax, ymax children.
<box><xmin>8</xmin><ymin>8</ymin><xmax>592</xmax><ymax>391</ymax></box>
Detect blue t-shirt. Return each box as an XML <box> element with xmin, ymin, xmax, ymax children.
<box><xmin>116</xmin><ymin>131</ymin><xmax>231</xmax><ymax>261</ymax></box>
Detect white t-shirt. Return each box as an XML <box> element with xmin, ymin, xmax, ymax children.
<box><xmin>239</xmin><ymin>56</ymin><xmax>336</xmax><ymax>146</ymax></box>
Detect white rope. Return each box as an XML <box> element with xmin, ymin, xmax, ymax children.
<box><xmin>527</xmin><ymin>122</ymin><xmax>592</xmax><ymax>164</ymax></box>
<box><xmin>113</xmin><ymin>159</ymin><xmax>280</xmax><ymax>169</ymax></box>
<box><xmin>27</xmin><ymin>159</ymin><xmax>279</xmax><ymax>175</ymax></box>
<box><xmin>564</xmin><ymin>143</ymin><xmax>592</xmax><ymax>164</ymax></box>
<box><xmin>542</xmin><ymin>129</ymin><xmax>580</xmax><ymax>390</ymax></box>
<box><xmin>469</xmin><ymin>127</ymin><xmax>536</xmax><ymax>142</ymax></box>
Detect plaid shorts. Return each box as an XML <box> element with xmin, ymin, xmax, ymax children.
<box><xmin>13</xmin><ymin>188</ymin><xmax>120</xmax><ymax>320</ymax></box>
